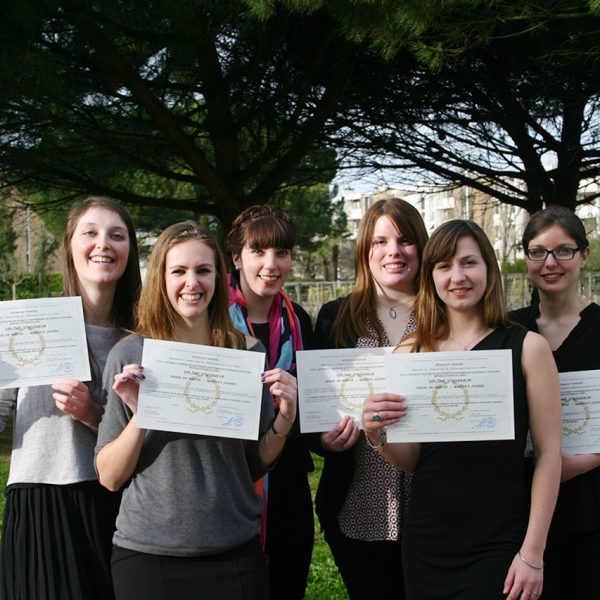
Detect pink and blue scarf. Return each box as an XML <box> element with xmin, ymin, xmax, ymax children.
<box><xmin>227</xmin><ymin>271</ymin><xmax>303</xmax><ymax>389</ymax></box>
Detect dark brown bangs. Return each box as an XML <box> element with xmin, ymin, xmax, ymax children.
<box><xmin>245</xmin><ymin>215</ymin><xmax>295</xmax><ymax>250</ymax></box>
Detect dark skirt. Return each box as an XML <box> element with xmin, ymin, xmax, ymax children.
<box><xmin>0</xmin><ymin>481</ymin><xmax>121</xmax><ymax>600</ymax></box>
<box><xmin>111</xmin><ymin>537</ymin><xmax>269</xmax><ymax>600</ymax></box>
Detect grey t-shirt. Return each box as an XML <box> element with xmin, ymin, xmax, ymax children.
<box><xmin>0</xmin><ymin>324</ymin><xmax>121</xmax><ymax>486</ymax></box>
<box><xmin>95</xmin><ymin>334</ymin><xmax>274</xmax><ymax>557</ymax></box>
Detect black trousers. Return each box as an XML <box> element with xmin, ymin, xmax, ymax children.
<box><xmin>265</xmin><ymin>462</ymin><xmax>314</xmax><ymax>600</ymax></box>
<box><xmin>111</xmin><ymin>538</ymin><xmax>269</xmax><ymax>600</ymax></box>
<box><xmin>323</xmin><ymin>519</ymin><xmax>405</xmax><ymax>600</ymax></box>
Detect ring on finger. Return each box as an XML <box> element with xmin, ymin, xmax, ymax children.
<box><xmin>373</xmin><ymin>412</ymin><xmax>382</xmax><ymax>422</ymax></box>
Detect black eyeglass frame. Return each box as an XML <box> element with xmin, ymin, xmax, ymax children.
<box><xmin>524</xmin><ymin>246</ymin><xmax>585</xmax><ymax>262</ymax></box>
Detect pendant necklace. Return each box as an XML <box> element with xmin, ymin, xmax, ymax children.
<box><xmin>388</xmin><ymin>304</ymin><xmax>402</xmax><ymax>319</ymax></box>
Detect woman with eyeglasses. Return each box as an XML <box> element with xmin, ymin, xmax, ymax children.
<box><xmin>510</xmin><ymin>205</ymin><xmax>600</xmax><ymax>599</ymax></box>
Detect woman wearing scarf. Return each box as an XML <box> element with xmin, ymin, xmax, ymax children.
<box><xmin>227</xmin><ymin>206</ymin><xmax>315</xmax><ymax>600</ymax></box>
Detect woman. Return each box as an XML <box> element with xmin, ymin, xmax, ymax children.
<box><xmin>227</xmin><ymin>205</ymin><xmax>314</xmax><ymax>600</ymax></box>
<box><xmin>510</xmin><ymin>205</ymin><xmax>600</xmax><ymax>599</ymax></box>
<box><xmin>363</xmin><ymin>219</ymin><xmax>562</xmax><ymax>600</ymax></box>
<box><xmin>95</xmin><ymin>221</ymin><xmax>296</xmax><ymax>600</ymax></box>
<box><xmin>0</xmin><ymin>197</ymin><xmax>141</xmax><ymax>600</ymax></box>
<box><xmin>313</xmin><ymin>198</ymin><xmax>428</xmax><ymax>599</ymax></box>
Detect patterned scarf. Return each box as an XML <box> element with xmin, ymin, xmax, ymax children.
<box><xmin>227</xmin><ymin>271</ymin><xmax>303</xmax><ymax>384</ymax></box>
<box><xmin>227</xmin><ymin>270</ymin><xmax>304</xmax><ymax>551</ymax></box>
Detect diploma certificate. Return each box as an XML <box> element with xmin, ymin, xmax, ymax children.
<box><xmin>386</xmin><ymin>350</ymin><xmax>514</xmax><ymax>442</ymax></box>
<box><xmin>297</xmin><ymin>347</ymin><xmax>391</xmax><ymax>433</ymax></box>
<box><xmin>136</xmin><ymin>339</ymin><xmax>266</xmax><ymax>440</ymax></box>
<box><xmin>0</xmin><ymin>297</ymin><xmax>90</xmax><ymax>389</ymax></box>
<box><xmin>560</xmin><ymin>370</ymin><xmax>600</xmax><ymax>454</ymax></box>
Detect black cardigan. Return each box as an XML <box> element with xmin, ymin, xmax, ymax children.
<box><xmin>312</xmin><ymin>297</ymin><xmax>361</xmax><ymax>531</ymax></box>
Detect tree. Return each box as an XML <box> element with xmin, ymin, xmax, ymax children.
<box><xmin>0</xmin><ymin>192</ymin><xmax>24</xmax><ymax>299</ymax></box>
<box><xmin>333</xmin><ymin>21</ymin><xmax>600</xmax><ymax>213</ymax></box>
<box><xmin>254</xmin><ymin>0</ymin><xmax>600</xmax><ymax>213</ymax></box>
<box><xmin>0</xmin><ymin>0</ymin><xmax>376</xmax><ymax>229</ymax></box>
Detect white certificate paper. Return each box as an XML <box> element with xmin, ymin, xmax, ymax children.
<box><xmin>386</xmin><ymin>350</ymin><xmax>514</xmax><ymax>442</ymax></box>
<box><xmin>0</xmin><ymin>297</ymin><xmax>90</xmax><ymax>389</ymax></box>
<box><xmin>136</xmin><ymin>339</ymin><xmax>266</xmax><ymax>440</ymax></box>
<box><xmin>560</xmin><ymin>370</ymin><xmax>600</xmax><ymax>454</ymax></box>
<box><xmin>297</xmin><ymin>347</ymin><xmax>391</xmax><ymax>433</ymax></box>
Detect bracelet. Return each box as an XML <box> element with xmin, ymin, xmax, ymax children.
<box><xmin>517</xmin><ymin>550</ymin><xmax>544</xmax><ymax>570</ymax></box>
<box><xmin>365</xmin><ymin>427</ymin><xmax>386</xmax><ymax>453</ymax></box>
<box><xmin>270</xmin><ymin>419</ymin><xmax>290</xmax><ymax>438</ymax></box>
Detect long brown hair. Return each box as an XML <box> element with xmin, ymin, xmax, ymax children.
<box><xmin>414</xmin><ymin>220</ymin><xmax>508</xmax><ymax>351</ymax></box>
<box><xmin>136</xmin><ymin>221</ymin><xmax>245</xmax><ymax>349</ymax></box>
<box><xmin>332</xmin><ymin>198</ymin><xmax>428</xmax><ymax>347</ymax></box>
<box><xmin>61</xmin><ymin>196</ymin><xmax>141</xmax><ymax>329</ymax></box>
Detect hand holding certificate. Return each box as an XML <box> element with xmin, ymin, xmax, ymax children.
<box><xmin>0</xmin><ymin>297</ymin><xmax>90</xmax><ymax>389</ymax></box>
<box><xmin>136</xmin><ymin>338</ymin><xmax>266</xmax><ymax>440</ymax></box>
<box><xmin>385</xmin><ymin>350</ymin><xmax>514</xmax><ymax>443</ymax></box>
<box><xmin>297</xmin><ymin>347</ymin><xmax>390</xmax><ymax>433</ymax></box>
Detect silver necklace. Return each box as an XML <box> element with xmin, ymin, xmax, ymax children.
<box><xmin>448</xmin><ymin>328</ymin><xmax>489</xmax><ymax>351</ymax></box>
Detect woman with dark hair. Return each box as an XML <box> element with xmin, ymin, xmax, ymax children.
<box><xmin>364</xmin><ymin>220</ymin><xmax>562</xmax><ymax>600</ymax></box>
<box><xmin>0</xmin><ymin>196</ymin><xmax>142</xmax><ymax>600</ymax></box>
<box><xmin>510</xmin><ymin>205</ymin><xmax>600</xmax><ymax>599</ymax></box>
<box><xmin>314</xmin><ymin>198</ymin><xmax>429</xmax><ymax>599</ymax></box>
<box><xmin>226</xmin><ymin>205</ymin><xmax>314</xmax><ymax>600</ymax></box>
<box><xmin>96</xmin><ymin>221</ymin><xmax>295</xmax><ymax>600</ymax></box>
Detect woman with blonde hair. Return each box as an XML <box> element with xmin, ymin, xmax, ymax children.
<box><xmin>96</xmin><ymin>221</ymin><xmax>295</xmax><ymax>599</ymax></box>
<box><xmin>0</xmin><ymin>196</ymin><xmax>141</xmax><ymax>600</ymax></box>
<box><xmin>364</xmin><ymin>220</ymin><xmax>562</xmax><ymax>600</ymax></box>
<box><xmin>314</xmin><ymin>198</ymin><xmax>428</xmax><ymax>599</ymax></box>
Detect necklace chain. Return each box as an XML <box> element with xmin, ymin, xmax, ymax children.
<box><xmin>448</xmin><ymin>328</ymin><xmax>489</xmax><ymax>351</ymax></box>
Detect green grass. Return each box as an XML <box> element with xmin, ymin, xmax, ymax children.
<box><xmin>0</xmin><ymin>418</ymin><xmax>12</xmax><ymax>535</ymax></box>
<box><xmin>0</xmin><ymin>425</ymin><xmax>347</xmax><ymax>598</ymax></box>
<box><xmin>306</xmin><ymin>454</ymin><xmax>348</xmax><ymax>599</ymax></box>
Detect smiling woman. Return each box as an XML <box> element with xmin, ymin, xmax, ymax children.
<box><xmin>363</xmin><ymin>219</ymin><xmax>562</xmax><ymax>600</ymax></box>
<box><xmin>510</xmin><ymin>206</ymin><xmax>600</xmax><ymax>599</ymax></box>
<box><xmin>226</xmin><ymin>206</ymin><xmax>315</xmax><ymax>600</ymax></box>
<box><xmin>0</xmin><ymin>196</ymin><xmax>142</xmax><ymax>600</ymax></box>
<box><xmin>164</xmin><ymin>240</ymin><xmax>216</xmax><ymax>333</ymax></box>
<box><xmin>95</xmin><ymin>221</ymin><xmax>296</xmax><ymax>600</ymax></box>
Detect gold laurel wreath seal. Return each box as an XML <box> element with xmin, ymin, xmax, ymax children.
<box><xmin>8</xmin><ymin>327</ymin><xmax>47</xmax><ymax>367</ymax></box>
<box><xmin>183</xmin><ymin>374</ymin><xmax>221</xmax><ymax>414</ymax></box>
<box><xmin>562</xmin><ymin>398</ymin><xmax>590</xmax><ymax>436</ymax></box>
<box><xmin>431</xmin><ymin>379</ymin><xmax>470</xmax><ymax>421</ymax></box>
<box><xmin>340</xmin><ymin>376</ymin><xmax>374</xmax><ymax>410</ymax></box>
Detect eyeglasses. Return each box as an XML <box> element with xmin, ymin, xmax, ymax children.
<box><xmin>524</xmin><ymin>247</ymin><xmax>583</xmax><ymax>262</ymax></box>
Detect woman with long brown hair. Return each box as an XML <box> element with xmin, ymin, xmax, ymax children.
<box><xmin>364</xmin><ymin>220</ymin><xmax>561</xmax><ymax>600</ymax></box>
<box><xmin>314</xmin><ymin>198</ymin><xmax>428</xmax><ymax>599</ymax></box>
<box><xmin>0</xmin><ymin>197</ymin><xmax>141</xmax><ymax>600</ymax></box>
<box><xmin>96</xmin><ymin>222</ymin><xmax>295</xmax><ymax>599</ymax></box>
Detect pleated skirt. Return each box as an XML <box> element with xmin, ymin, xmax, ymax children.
<box><xmin>0</xmin><ymin>481</ymin><xmax>121</xmax><ymax>600</ymax></box>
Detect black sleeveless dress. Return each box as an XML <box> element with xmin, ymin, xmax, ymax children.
<box><xmin>402</xmin><ymin>326</ymin><xmax>530</xmax><ymax>600</ymax></box>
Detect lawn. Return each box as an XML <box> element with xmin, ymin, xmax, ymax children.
<box><xmin>0</xmin><ymin>422</ymin><xmax>347</xmax><ymax>598</ymax></box>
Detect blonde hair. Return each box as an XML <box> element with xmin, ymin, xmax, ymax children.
<box><xmin>332</xmin><ymin>198</ymin><xmax>428</xmax><ymax>347</ymax></box>
<box><xmin>414</xmin><ymin>220</ymin><xmax>508</xmax><ymax>351</ymax></box>
<box><xmin>136</xmin><ymin>221</ymin><xmax>245</xmax><ymax>349</ymax></box>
